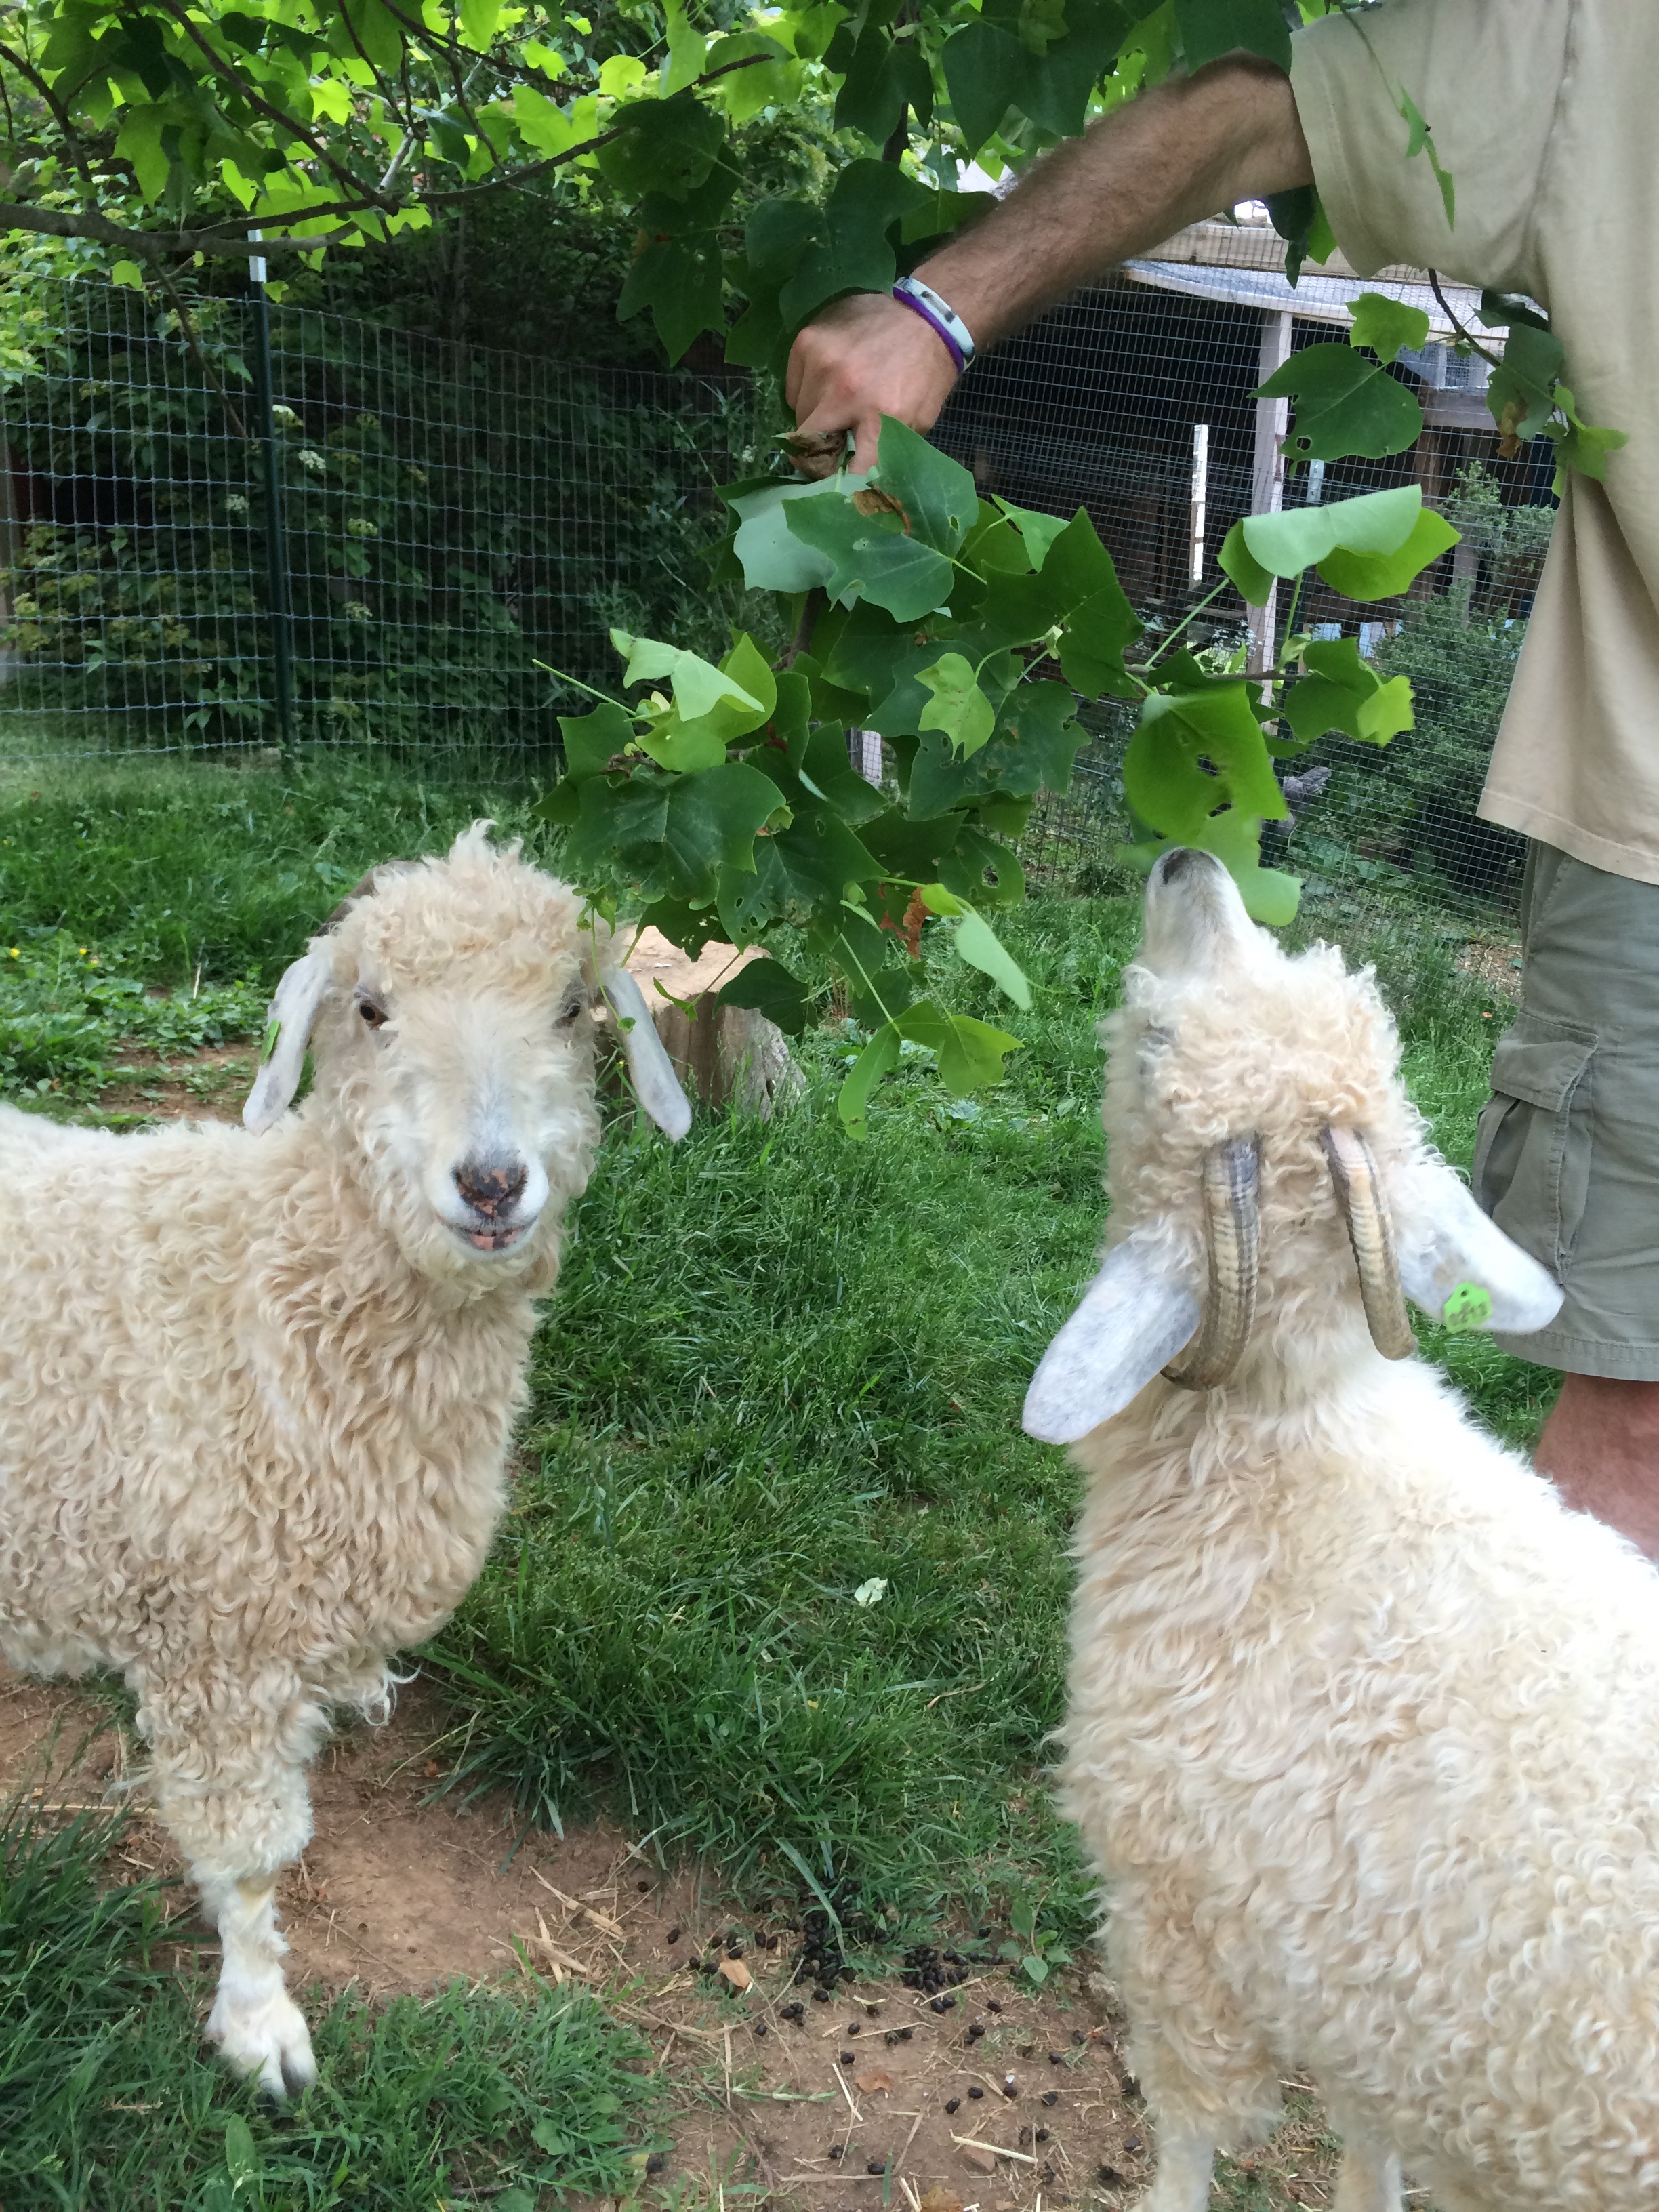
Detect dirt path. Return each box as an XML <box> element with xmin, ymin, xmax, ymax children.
<box><xmin>2</xmin><ymin>1668</ymin><xmax>1345</xmax><ymax>2209</ymax></box>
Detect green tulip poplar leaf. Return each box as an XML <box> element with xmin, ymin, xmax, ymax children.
<box><xmin>1218</xmin><ymin>487</ymin><xmax>1436</xmax><ymax>607</ymax></box>
<box><xmin>871</xmin><ymin>417</ymin><xmax>977</xmax><ymax>553</ymax></box>
<box><xmin>730</xmin><ymin>475</ymin><xmax>857</xmax><ymax>594</ymax></box>
<box><xmin>837</xmin><ymin>1021</ymin><xmax>901</xmax><ymax>1138</ymax></box>
<box><xmin>1282</xmin><ymin>636</ymin><xmax>1414</xmax><ymax>749</ymax></box>
<box><xmin>611</xmin><ymin>631</ymin><xmax>764</xmax><ymax>723</ymax></box>
<box><xmin>1255</xmin><ymin>344</ymin><xmax>1425</xmax><ymax>464</ymax></box>
<box><xmin>918</xmin><ymin>884</ymin><xmax>1033</xmax><ymax>1009</ymax></box>
<box><xmin>1317</xmin><ymin>506</ymin><xmax>1460</xmax><ymax>600</ymax></box>
<box><xmin>1174</xmin><ymin>0</ymin><xmax>1290</xmax><ymax>75</ymax></box>
<box><xmin>559</xmin><ymin>700</ymin><xmax>636</xmax><ymax>779</ymax></box>
<box><xmin>994</xmin><ymin>498</ymin><xmax>1071</xmax><ymax>569</ymax></box>
<box><xmin>561</xmin><ymin>762</ymin><xmax>785</xmax><ymax>904</ymax></box>
<box><xmin>636</xmin><ymin>710</ymin><xmax>729</xmax><ymax>773</ymax></box>
<box><xmin>796</xmin><ymin>722</ymin><xmax>889</xmax><ymax>826</ymax></box>
<box><xmin>1347</xmin><ymin>291</ymin><xmax>1431</xmax><ymax>365</ymax></box>
<box><xmin>618</xmin><ymin>234</ymin><xmax>725</xmax><ymax>365</ymax></box>
<box><xmin>941</xmin><ymin>823</ymin><xmax>1025</xmax><ymax>910</ymax></box>
<box><xmin>593</xmin><ymin>92</ymin><xmax>724</xmax><ymax>200</ymax></box>
<box><xmin>896</xmin><ymin>1002</ymin><xmax>1023</xmax><ymax>1094</ymax></box>
<box><xmin>917</xmin><ymin>653</ymin><xmax>996</xmax><ymax>758</ymax></box>
<box><xmin>783</xmin><ymin>496</ymin><xmax>954</xmax><ymax>622</ymax></box>
<box><xmin>1124</xmin><ymin>684</ymin><xmax>1288</xmax><ymax>844</ymax></box>
<box><xmin>717</xmin><ymin>956</ymin><xmax>811</xmax><ymax>1035</ymax></box>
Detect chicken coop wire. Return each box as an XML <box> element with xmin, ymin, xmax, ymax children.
<box><xmin>0</xmin><ymin>274</ymin><xmax>771</xmax><ymax>779</ymax></box>
<box><xmin>926</xmin><ymin>253</ymin><xmax>1559</xmax><ymax>955</ymax></box>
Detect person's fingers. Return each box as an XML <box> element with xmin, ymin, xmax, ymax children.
<box><xmin>785</xmin><ymin>294</ymin><xmax>960</xmax><ymax>469</ymax></box>
<box><xmin>848</xmin><ymin>410</ymin><xmax>884</xmax><ymax>477</ymax></box>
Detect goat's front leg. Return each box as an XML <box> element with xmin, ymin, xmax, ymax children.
<box><xmin>1330</xmin><ymin>2133</ymin><xmax>1404</xmax><ymax>2212</ymax></box>
<box><xmin>195</xmin><ymin>1864</ymin><xmax>316</xmax><ymax>2098</ymax></box>
<box><xmin>139</xmin><ymin>1673</ymin><xmax>325</xmax><ymax>2098</ymax></box>
<box><xmin>1135</xmin><ymin>2131</ymin><xmax>1216</xmax><ymax>2212</ymax></box>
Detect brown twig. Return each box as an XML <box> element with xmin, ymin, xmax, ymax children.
<box><xmin>1425</xmin><ymin>270</ymin><xmax>1505</xmax><ymax>372</ymax></box>
<box><xmin>149</xmin><ymin>265</ymin><xmax>251</xmax><ymax>442</ymax></box>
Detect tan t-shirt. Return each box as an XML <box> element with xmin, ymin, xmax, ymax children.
<box><xmin>1291</xmin><ymin>0</ymin><xmax>1659</xmax><ymax>884</ymax></box>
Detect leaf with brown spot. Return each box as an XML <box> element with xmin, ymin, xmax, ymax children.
<box><xmin>855</xmin><ymin>2068</ymin><xmax>894</xmax><ymax>2095</ymax></box>
<box><xmin>852</xmin><ymin>487</ymin><xmax>911</xmax><ymax>531</ymax></box>
<box><xmin>717</xmin><ymin>1956</ymin><xmax>752</xmax><ymax>1990</ymax></box>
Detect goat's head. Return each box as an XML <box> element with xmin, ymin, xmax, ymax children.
<box><xmin>1023</xmin><ymin>847</ymin><xmax>1562</xmax><ymax>1443</ymax></box>
<box><xmin>240</xmin><ymin>823</ymin><xmax>690</xmax><ymax>1284</ymax></box>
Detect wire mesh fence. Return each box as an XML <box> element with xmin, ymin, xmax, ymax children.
<box><xmin>0</xmin><ymin>276</ymin><xmax>767</xmax><ymax>773</ymax></box>
<box><xmin>0</xmin><ymin>258</ymin><xmax>1555</xmax><ymax>947</ymax></box>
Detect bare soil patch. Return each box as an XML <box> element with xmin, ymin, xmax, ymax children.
<box><xmin>89</xmin><ymin>1043</ymin><xmax>254</xmax><ymax>1124</ymax></box>
<box><xmin>2</xmin><ymin>1667</ymin><xmax>1343</xmax><ymax>2208</ymax></box>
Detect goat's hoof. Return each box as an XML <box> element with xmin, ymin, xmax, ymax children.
<box><xmin>207</xmin><ymin>1986</ymin><xmax>317</xmax><ymax>2100</ymax></box>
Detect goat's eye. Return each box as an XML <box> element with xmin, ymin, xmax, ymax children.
<box><xmin>359</xmin><ymin>999</ymin><xmax>387</xmax><ymax>1029</ymax></box>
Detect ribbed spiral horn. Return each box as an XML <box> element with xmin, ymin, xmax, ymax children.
<box><xmin>1322</xmin><ymin>1124</ymin><xmax>1416</xmax><ymax>1360</ymax></box>
<box><xmin>1162</xmin><ymin>1135</ymin><xmax>1261</xmax><ymax>1389</ymax></box>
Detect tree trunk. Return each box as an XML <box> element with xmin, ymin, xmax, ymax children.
<box><xmin>622</xmin><ymin>929</ymin><xmax>804</xmax><ymax>1119</ymax></box>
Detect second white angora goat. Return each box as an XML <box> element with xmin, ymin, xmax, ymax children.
<box><xmin>1024</xmin><ymin>847</ymin><xmax>1659</xmax><ymax>2212</ymax></box>
<box><xmin>0</xmin><ymin>825</ymin><xmax>689</xmax><ymax>2097</ymax></box>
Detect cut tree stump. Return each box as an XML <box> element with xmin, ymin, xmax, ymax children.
<box><xmin>622</xmin><ymin>928</ymin><xmax>804</xmax><ymax>1119</ymax></box>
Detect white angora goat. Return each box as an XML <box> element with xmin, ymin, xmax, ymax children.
<box><xmin>1023</xmin><ymin>846</ymin><xmax>1659</xmax><ymax>2212</ymax></box>
<box><xmin>0</xmin><ymin>825</ymin><xmax>689</xmax><ymax>2097</ymax></box>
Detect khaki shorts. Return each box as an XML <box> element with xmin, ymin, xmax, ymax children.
<box><xmin>1473</xmin><ymin>842</ymin><xmax>1659</xmax><ymax>1379</ymax></box>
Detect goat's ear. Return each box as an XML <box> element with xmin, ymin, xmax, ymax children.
<box><xmin>1393</xmin><ymin>1159</ymin><xmax>1563</xmax><ymax>1334</ymax></box>
<box><xmin>243</xmin><ymin>948</ymin><xmax>332</xmax><ymax>1133</ymax></box>
<box><xmin>600</xmin><ymin>964</ymin><xmax>693</xmax><ymax>1141</ymax></box>
<box><xmin>1023</xmin><ymin>1232</ymin><xmax>1201</xmax><ymax>1444</ymax></box>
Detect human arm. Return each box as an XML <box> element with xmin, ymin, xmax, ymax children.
<box><xmin>785</xmin><ymin>56</ymin><xmax>1313</xmax><ymax>473</ymax></box>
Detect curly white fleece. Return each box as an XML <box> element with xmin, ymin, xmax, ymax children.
<box><xmin>0</xmin><ymin>826</ymin><xmax>609</xmax><ymax>2093</ymax></box>
<box><xmin>1061</xmin><ymin>930</ymin><xmax>1659</xmax><ymax>2211</ymax></box>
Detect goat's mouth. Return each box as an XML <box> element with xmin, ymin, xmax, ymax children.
<box><xmin>453</xmin><ymin>1218</ymin><xmax>530</xmax><ymax>1254</ymax></box>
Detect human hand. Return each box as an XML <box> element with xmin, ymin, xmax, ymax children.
<box><xmin>785</xmin><ymin>291</ymin><xmax>963</xmax><ymax>476</ymax></box>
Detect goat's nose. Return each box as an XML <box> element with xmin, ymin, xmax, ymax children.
<box><xmin>453</xmin><ymin>1156</ymin><xmax>528</xmax><ymax>1218</ymax></box>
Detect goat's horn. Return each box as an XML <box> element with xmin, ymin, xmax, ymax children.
<box><xmin>1322</xmin><ymin>1125</ymin><xmax>1416</xmax><ymax>1360</ymax></box>
<box><xmin>323</xmin><ymin>867</ymin><xmax>390</xmax><ymax>932</ymax></box>
<box><xmin>1162</xmin><ymin>1135</ymin><xmax>1261</xmax><ymax>1390</ymax></box>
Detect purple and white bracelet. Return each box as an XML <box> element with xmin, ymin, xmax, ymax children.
<box><xmin>891</xmin><ymin>275</ymin><xmax>976</xmax><ymax>376</ymax></box>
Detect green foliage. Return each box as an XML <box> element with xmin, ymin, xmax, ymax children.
<box><xmin>1361</xmin><ymin>583</ymin><xmax>1530</xmax><ymax>896</ymax></box>
<box><xmin>0</xmin><ymin>1799</ymin><xmax>663</xmax><ymax>2209</ymax></box>
<box><xmin>1346</xmin><ymin>290</ymin><xmax>1429</xmax><ymax>367</ymax></box>
<box><xmin>1</xmin><ymin>0</ymin><xmax>1597</xmax><ymax>1096</ymax></box>
<box><xmin>1254</xmin><ymin>342</ymin><xmax>1425</xmax><ymax>466</ymax></box>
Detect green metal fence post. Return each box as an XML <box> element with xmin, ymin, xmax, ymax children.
<box><xmin>249</xmin><ymin>234</ymin><xmax>295</xmax><ymax>756</ymax></box>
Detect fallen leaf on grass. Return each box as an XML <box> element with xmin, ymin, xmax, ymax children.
<box><xmin>918</xmin><ymin>2191</ymin><xmax>962</xmax><ymax>2212</ymax></box>
<box><xmin>717</xmin><ymin>1956</ymin><xmax>752</xmax><ymax>1990</ymax></box>
<box><xmin>855</xmin><ymin>2069</ymin><xmax>894</xmax><ymax>2095</ymax></box>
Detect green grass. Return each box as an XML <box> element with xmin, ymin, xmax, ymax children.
<box><xmin>0</xmin><ymin>1800</ymin><xmax>666</xmax><ymax>2212</ymax></box>
<box><xmin>0</xmin><ymin>754</ymin><xmax>1556</xmax><ymax>2192</ymax></box>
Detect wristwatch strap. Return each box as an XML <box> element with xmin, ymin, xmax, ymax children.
<box><xmin>891</xmin><ymin>276</ymin><xmax>976</xmax><ymax>375</ymax></box>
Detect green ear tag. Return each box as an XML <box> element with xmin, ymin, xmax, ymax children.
<box><xmin>261</xmin><ymin>1018</ymin><xmax>281</xmax><ymax>1065</ymax></box>
<box><xmin>1441</xmin><ymin>1282</ymin><xmax>1492</xmax><ymax>1334</ymax></box>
